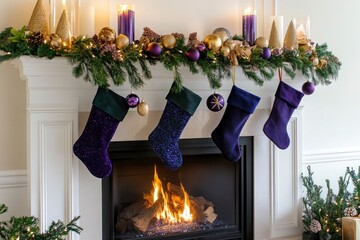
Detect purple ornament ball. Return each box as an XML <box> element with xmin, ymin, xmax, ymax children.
<box><xmin>302</xmin><ymin>81</ymin><xmax>315</xmax><ymax>95</ymax></box>
<box><xmin>126</xmin><ymin>93</ymin><xmax>140</xmax><ymax>108</ymax></box>
<box><xmin>262</xmin><ymin>47</ymin><xmax>271</xmax><ymax>60</ymax></box>
<box><xmin>196</xmin><ymin>43</ymin><xmax>206</xmax><ymax>52</ymax></box>
<box><xmin>146</xmin><ymin>42</ymin><xmax>162</xmax><ymax>57</ymax></box>
<box><xmin>186</xmin><ymin>48</ymin><xmax>200</xmax><ymax>62</ymax></box>
<box><xmin>206</xmin><ymin>93</ymin><xmax>225</xmax><ymax>112</ymax></box>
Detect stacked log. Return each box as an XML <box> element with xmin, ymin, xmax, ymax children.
<box><xmin>115</xmin><ymin>183</ymin><xmax>217</xmax><ymax>233</ymax></box>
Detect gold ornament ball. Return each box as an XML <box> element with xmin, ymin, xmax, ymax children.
<box><xmin>116</xmin><ymin>34</ymin><xmax>130</xmax><ymax>49</ymax></box>
<box><xmin>98</xmin><ymin>27</ymin><xmax>116</xmax><ymax>44</ymax></box>
<box><xmin>204</xmin><ymin>34</ymin><xmax>222</xmax><ymax>52</ymax></box>
<box><xmin>220</xmin><ymin>46</ymin><xmax>230</xmax><ymax>57</ymax></box>
<box><xmin>255</xmin><ymin>37</ymin><xmax>269</xmax><ymax>48</ymax></box>
<box><xmin>137</xmin><ymin>100</ymin><xmax>149</xmax><ymax>116</ymax></box>
<box><xmin>161</xmin><ymin>34</ymin><xmax>176</xmax><ymax>49</ymax></box>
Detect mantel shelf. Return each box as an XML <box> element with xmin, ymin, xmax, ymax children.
<box><xmin>12</xmin><ymin>56</ymin><xmax>306</xmax><ymax>111</ymax></box>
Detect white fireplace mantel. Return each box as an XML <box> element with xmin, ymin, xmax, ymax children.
<box><xmin>13</xmin><ymin>56</ymin><xmax>304</xmax><ymax>240</ymax></box>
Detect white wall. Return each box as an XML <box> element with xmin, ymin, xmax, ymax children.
<box><xmin>0</xmin><ymin>0</ymin><xmax>359</xmax><ymax>236</ymax></box>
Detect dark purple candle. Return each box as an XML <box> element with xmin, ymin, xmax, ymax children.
<box><xmin>118</xmin><ymin>5</ymin><xmax>135</xmax><ymax>43</ymax></box>
<box><xmin>242</xmin><ymin>8</ymin><xmax>256</xmax><ymax>46</ymax></box>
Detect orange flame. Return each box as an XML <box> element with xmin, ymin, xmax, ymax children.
<box><xmin>148</xmin><ymin>166</ymin><xmax>193</xmax><ymax>223</ymax></box>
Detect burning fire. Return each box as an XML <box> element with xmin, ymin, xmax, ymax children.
<box><xmin>145</xmin><ymin>165</ymin><xmax>193</xmax><ymax>223</ymax></box>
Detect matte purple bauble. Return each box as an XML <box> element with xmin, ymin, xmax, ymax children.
<box><xmin>206</xmin><ymin>93</ymin><xmax>225</xmax><ymax>112</ymax></box>
<box><xmin>146</xmin><ymin>42</ymin><xmax>162</xmax><ymax>57</ymax></box>
<box><xmin>186</xmin><ymin>48</ymin><xmax>200</xmax><ymax>62</ymax></box>
<box><xmin>126</xmin><ymin>93</ymin><xmax>140</xmax><ymax>108</ymax></box>
<box><xmin>302</xmin><ymin>81</ymin><xmax>315</xmax><ymax>95</ymax></box>
<box><xmin>262</xmin><ymin>47</ymin><xmax>271</xmax><ymax>59</ymax></box>
<box><xmin>196</xmin><ymin>43</ymin><xmax>206</xmax><ymax>52</ymax></box>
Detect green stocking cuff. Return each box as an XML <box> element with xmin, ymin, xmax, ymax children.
<box><xmin>93</xmin><ymin>87</ymin><xmax>129</xmax><ymax>121</ymax></box>
<box><xmin>166</xmin><ymin>82</ymin><xmax>202</xmax><ymax>115</ymax></box>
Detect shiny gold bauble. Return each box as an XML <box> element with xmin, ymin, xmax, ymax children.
<box><xmin>255</xmin><ymin>37</ymin><xmax>269</xmax><ymax>48</ymax></box>
<box><xmin>213</xmin><ymin>27</ymin><xmax>231</xmax><ymax>43</ymax></box>
<box><xmin>204</xmin><ymin>34</ymin><xmax>222</xmax><ymax>52</ymax></box>
<box><xmin>220</xmin><ymin>46</ymin><xmax>230</xmax><ymax>57</ymax></box>
<box><xmin>137</xmin><ymin>100</ymin><xmax>149</xmax><ymax>116</ymax></box>
<box><xmin>116</xmin><ymin>34</ymin><xmax>130</xmax><ymax>49</ymax></box>
<box><xmin>98</xmin><ymin>27</ymin><xmax>116</xmax><ymax>44</ymax></box>
<box><xmin>161</xmin><ymin>34</ymin><xmax>176</xmax><ymax>49</ymax></box>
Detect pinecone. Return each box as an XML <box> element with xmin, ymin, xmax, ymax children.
<box><xmin>91</xmin><ymin>35</ymin><xmax>100</xmax><ymax>47</ymax></box>
<box><xmin>344</xmin><ymin>207</ymin><xmax>358</xmax><ymax>217</ymax></box>
<box><xmin>27</xmin><ymin>31</ymin><xmax>45</xmax><ymax>46</ymax></box>
<box><xmin>141</xmin><ymin>27</ymin><xmax>160</xmax><ymax>42</ymax></box>
<box><xmin>187</xmin><ymin>32</ymin><xmax>199</xmax><ymax>47</ymax></box>
<box><xmin>171</xmin><ymin>32</ymin><xmax>184</xmax><ymax>40</ymax></box>
<box><xmin>309</xmin><ymin>219</ymin><xmax>321</xmax><ymax>233</ymax></box>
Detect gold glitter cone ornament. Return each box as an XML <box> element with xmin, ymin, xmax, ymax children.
<box><xmin>283</xmin><ymin>21</ymin><xmax>298</xmax><ymax>50</ymax></box>
<box><xmin>269</xmin><ymin>21</ymin><xmax>281</xmax><ymax>49</ymax></box>
<box><xmin>56</xmin><ymin>10</ymin><xmax>72</xmax><ymax>45</ymax></box>
<box><xmin>28</xmin><ymin>0</ymin><xmax>48</xmax><ymax>35</ymax></box>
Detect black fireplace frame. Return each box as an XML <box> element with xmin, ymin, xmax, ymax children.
<box><xmin>103</xmin><ymin>137</ymin><xmax>254</xmax><ymax>240</ymax></box>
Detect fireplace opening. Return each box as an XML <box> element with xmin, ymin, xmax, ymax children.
<box><xmin>103</xmin><ymin>137</ymin><xmax>254</xmax><ymax>240</ymax></box>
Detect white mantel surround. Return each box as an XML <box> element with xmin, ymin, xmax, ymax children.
<box><xmin>14</xmin><ymin>56</ymin><xmax>304</xmax><ymax>240</ymax></box>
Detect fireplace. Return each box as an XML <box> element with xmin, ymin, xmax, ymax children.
<box><xmin>102</xmin><ymin>137</ymin><xmax>254</xmax><ymax>240</ymax></box>
<box><xmin>16</xmin><ymin>56</ymin><xmax>304</xmax><ymax>240</ymax></box>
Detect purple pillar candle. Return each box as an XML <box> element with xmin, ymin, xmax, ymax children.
<box><xmin>242</xmin><ymin>8</ymin><xmax>256</xmax><ymax>46</ymax></box>
<box><xmin>117</xmin><ymin>5</ymin><xmax>135</xmax><ymax>43</ymax></box>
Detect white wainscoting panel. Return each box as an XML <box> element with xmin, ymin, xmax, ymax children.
<box><xmin>0</xmin><ymin>170</ymin><xmax>28</xmax><ymax>219</ymax></box>
<box><xmin>271</xmin><ymin>108</ymin><xmax>303</xmax><ymax>239</ymax></box>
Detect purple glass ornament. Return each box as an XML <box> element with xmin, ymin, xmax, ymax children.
<box><xmin>207</xmin><ymin>93</ymin><xmax>225</xmax><ymax>112</ymax></box>
<box><xmin>196</xmin><ymin>43</ymin><xmax>206</xmax><ymax>52</ymax></box>
<box><xmin>126</xmin><ymin>93</ymin><xmax>140</xmax><ymax>108</ymax></box>
<box><xmin>262</xmin><ymin>47</ymin><xmax>271</xmax><ymax>59</ymax></box>
<box><xmin>146</xmin><ymin>42</ymin><xmax>162</xmax><ymax>57</ymax></box>
<box><xmin>302</xmin><ymin>81</ymin><xmax>315</xmax><ymax>95</ymax></box>
<box><xmin>186</xmin><ymin>48</ymin><xmax>200</xmax><ymax>62</ymax></box>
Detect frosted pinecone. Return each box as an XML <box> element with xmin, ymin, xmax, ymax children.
<box><xmin>310</xmin><ymin>219</ymin><xmax>321</xmax><ymax>233</ymax></box>
<box><xmin>344</xmin><ymin>207</ymin><xmax>358</xmax><ymax>217</ymax></box>
<box><xmin>99</xmin><ymin>44</ymin><xmax>121</xmax><ymax>61</ymax></box>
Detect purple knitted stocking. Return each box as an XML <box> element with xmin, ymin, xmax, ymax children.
<box><xmin>211</xmin><ymin>85</ymin><xmax>260</xmax><ymax>162</ymax></box>
<box><xmin>73</xmin><ymin>88</ymin><xmax>128</xmax><ymax>178</ymax></box>
<box><xmin>149</xmin><ymin>102</ymin><xmax>191</xmax><ymax>170</ymax></box>
<box><xmin>149</xmin><ymin>84</ymin><xmax>202</xmax><ymax>170</ymax></box>
<box><xmin>73</xmin><ymin>106</ymin><xmax>119</xmax><ymax>178</ymax></box>
<box><xmin>263</xmin><ymin>81</ymin><xmax>304</xmax><ymax>149</ymax></box>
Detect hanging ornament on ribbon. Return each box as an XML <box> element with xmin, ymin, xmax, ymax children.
<box><xmin>206</xmin><ymin>92</ymin><xmax>225</xmax><ymax>112</ymax></box>
<box><xmin>126</xmin><ymin>92</ymin><xmax>140</xmax><ymax>108</ymax></box>
<box><xmin>137</xmin><ymin>87</ymin><xmax>149</xmax><ymax>116</ymax></box>
<box><xmin>302</xmin><ymin>81</ymin><xmax>315</xmax><ymax>95</ymax></box>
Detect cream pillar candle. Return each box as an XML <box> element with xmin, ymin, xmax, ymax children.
<box><xmin>79</xmin><ymin>5</ymin><xmax>95</xmax><ymax>36</ymax></box>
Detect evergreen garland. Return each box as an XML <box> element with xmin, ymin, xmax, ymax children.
<box><xmin>0</xmin><ymin>26</ymin><xmax>342</xmax><ymax>93</ymax></box>
<box><xmin>0</xmin><ymin>203</ymin><xmax>82</xmax><ymax>239</ymax></box>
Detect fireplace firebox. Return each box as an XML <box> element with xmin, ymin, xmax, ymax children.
<box><xmin>102</xmin><ymin>137</ymin><xmax>254</xmax><ymax>240</ymax></box>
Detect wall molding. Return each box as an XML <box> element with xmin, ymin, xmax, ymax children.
<box><xmin>303</xmin><ymin>149</ymin><xmax>360</xmax><ymax>165</ymax></box>
<box><xmin>270</xmin><ymin>114</ymin><xmax>303</xmax><ymax>238</ymax></box>
<box><xmin>0</xmin><ymin>169</ymin><xmax>27</xmax><ymax>189</ymax></box>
